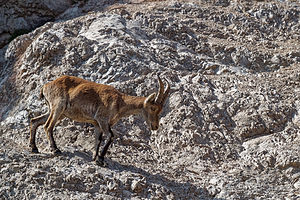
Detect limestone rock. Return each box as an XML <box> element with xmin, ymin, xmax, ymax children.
<box><xmin>0</xmin><ymin>0</ymin><xmax>300</xmax><ymax>199</ymax></box>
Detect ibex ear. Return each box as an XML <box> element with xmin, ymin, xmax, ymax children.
<box><xmin>145</xmin><ymin>93</ymin><xmax>156</xmax><ymax>104</ymax></box>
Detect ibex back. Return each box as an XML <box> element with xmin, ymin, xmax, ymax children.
<box><xmin>29</xmin><ymin>75</ymin><xmax>170</xmax><ymax>165</ymax></box>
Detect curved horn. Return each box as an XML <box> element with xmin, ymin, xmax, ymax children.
<box><xmin>161</xmin><ymin>78</ymin><xmax>170</xmax><ymax>105</ymax></box>
<box><xmin>145</xmin><ymin>93</ymin><xmax>156</xmax><ymax>104</ymax></box>
<box><xmin>155</xmin><ymin>75</ymin><xmax>164</xmax><ymax>103</ymax></box>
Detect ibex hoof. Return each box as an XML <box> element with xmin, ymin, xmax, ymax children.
<box><xmin>52</xmin><ymin>148</ymin><xmax>62</xmax><ymax>155</ymax></box>
<box><xmin>95</xmin><ymin>160</ymin><xmax>104</xmax><ymax>166</ymax></box>
<box><xmin>94</xmin><ymin>156</ymin><xmax>105</xmax><ymax>166</ymax></box>
<box><xmin>31</xmin><ymin>147</ymin><xmax>39</xmax><ymax>154</ymax></box>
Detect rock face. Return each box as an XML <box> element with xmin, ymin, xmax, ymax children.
<box><xmin>0</xmin><ymin>0</ymin><xmax>115</xmax><ymax>48</ymax></box>
<box><xmin>0</xmin><ymin>0</ymin><xmax>72</xmax><ymax>48</ymax></box>
<box><xmin>0</xmin><ymin>0</ymin><xmax>300</xmax><ymax>199</ymax></box>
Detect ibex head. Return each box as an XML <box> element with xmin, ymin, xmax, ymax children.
<box><xmin>143</xmin><ymin>75</ymin><xmax>170</xmax><ymax>130</ymax></box>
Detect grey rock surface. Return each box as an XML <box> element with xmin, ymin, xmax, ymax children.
<box><xmin>0</xmin><ymin>0</ymin><xmax>117</xmax><ymax>48</ymax></box>
<box><xmin>0</xmin><ymin>0</ymin><xmax>300</xmax><ymax>199</ymax></box>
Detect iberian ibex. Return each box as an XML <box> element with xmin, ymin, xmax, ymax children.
<box><xmin>29</xmin><ymin>75</ymin><xmax>170</xmax><ymax>165</ymax></box>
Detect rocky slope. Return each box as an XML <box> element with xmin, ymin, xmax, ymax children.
<box><xmin>0</xmin><ymin>0</ymin><xmax>300</xmax><ymax>199</ymax></box>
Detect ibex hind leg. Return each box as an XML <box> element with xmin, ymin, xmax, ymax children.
<box><xmin>44</xmin><ymin>103</ymin><xmax>65</xmax><ymax>155</ymax></box>
<box><xmin>29</xmin><ymin>113</ymin><xmax>49</xmax><ymax>153</ymax></box>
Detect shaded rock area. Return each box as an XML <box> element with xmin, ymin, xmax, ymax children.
<box><xmin>0</xmin><ymin>0</ymin><xmax>117</xmax><ymax>48</ymax></box>
<box><xmin>0</xmin><ymin>0</ymin><xmax>72</xmax><ymax>48</ymax></box>
<box><xmin>0</xmin><ymin>0</ymin><xmax>300</xmax><ymax>199</ymax></box>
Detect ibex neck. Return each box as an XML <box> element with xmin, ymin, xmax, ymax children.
<box><xmin>120</xmin><ymin>95</ymin><xmax>145</xmax><ymax>117</ymax></box>
<box><xmin>110</xmin><ymin>94</ymin><xmax>146</xmax><ymax>126</ymax></box>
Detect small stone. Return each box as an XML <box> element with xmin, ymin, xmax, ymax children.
<box><xmin>131</xmin><ymin>179</ymin><xmax>145</xmax><ymax>193</ymax></box>
<box><xmin>294</xmin><ymin>180</ymin><xmax>300</xmax><ymax>189</ymax></box>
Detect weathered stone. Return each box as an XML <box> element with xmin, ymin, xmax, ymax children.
<box><xmin>0</xmin><ymin>0</ymin><xmax>299</xmax><ymax>199</ymax></box>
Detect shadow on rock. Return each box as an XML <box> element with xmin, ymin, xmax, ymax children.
<box><xmin>105</xmin><ymin>159</ymin><xmax>213</xmax><ymax>199</ymax></box>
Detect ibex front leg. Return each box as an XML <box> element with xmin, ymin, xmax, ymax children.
<box><xmin>94</xmin><ymin>122</ymin><xmax>114</xmax><ymax>166</ymax></box>
<box><xmin>100</xmin><ymin>126</ymin><xmax>114</xmax><ymax>159</ymax></box>
<box><xmin>93</xmin><ymin>124</ymin><xmax>103</xmax><ymax>164</ymax></box>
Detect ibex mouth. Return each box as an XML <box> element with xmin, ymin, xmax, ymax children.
<box><xmin>151</xmin><ymin>124</ymin><xmax>159</xmax><ymax>131</ymax></box>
